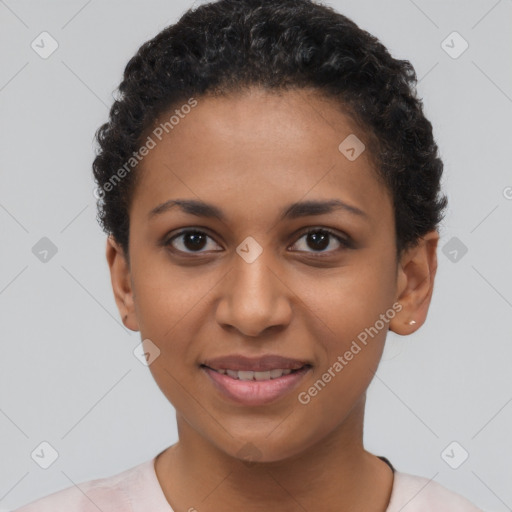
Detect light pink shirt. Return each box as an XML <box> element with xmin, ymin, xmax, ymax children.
<box><xmin>13</xmin><ymin>456</ymin><xmax>483</xmax><ymax>511</ymax></box>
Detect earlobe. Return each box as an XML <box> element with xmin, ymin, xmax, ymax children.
<box><xmin>389</xmin><ymin>230</ymin><xmax>439</xmax><ymax>336</ymax></box>
<box><xmin>105</xmin><ymin>236</ymin><xmax>140</xmax><ymax>332</ymax></box>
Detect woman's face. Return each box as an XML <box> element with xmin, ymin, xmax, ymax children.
<box><xmin>110</xmin><ymin>88</ymin><xmax>412</xmax><ymax>462</ymax></box>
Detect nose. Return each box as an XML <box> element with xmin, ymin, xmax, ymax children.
<box><xmin>215</xmin><ymin>251</ymin><xmax>293</xmax><ymax>338</ymax></box>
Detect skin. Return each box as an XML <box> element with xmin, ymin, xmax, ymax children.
<box><xmin>106</xmin><ymin>87</ymin><xmax>439</xmax><ymax>512</ymax></box>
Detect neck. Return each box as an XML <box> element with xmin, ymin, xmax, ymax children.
<box><xmin>154</xmin><ymin>397</ymin><xmax>393</xmax><ymax>512</ymax></box>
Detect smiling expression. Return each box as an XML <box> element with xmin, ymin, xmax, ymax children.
<box><xmin>108</xmin><ymin>87</ymin><xmax>419</xmax><ymax>462</ymax></box>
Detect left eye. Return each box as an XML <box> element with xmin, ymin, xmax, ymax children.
<box><xmin>165</xmin><ymin>228</ymin><xmax>350</xmax><ymax>255</ymax></box>
<box><xmin>290</xmin><ymin>228</ymin><xmax>350</xmax><ymax>253</ymax></box>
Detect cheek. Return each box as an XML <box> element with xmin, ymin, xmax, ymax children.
<box><xmin>131</xmin><ymin>255</ymin><xmax>210</xmax><ymax>338</ymax></box>
<box><xmin>299</xmin><ymin>257</ymin><xmax>396</xmax><ymax>341</ymax></box>
<box><xmin>295</xmin><ymin>269</ymin><xmax>393</xmax><ymax>421</ymax></box>
<box><xmin>293</xmin><ymin>256</ymin><xmax>396</xmax><ymax>400</ymax></box>
<box><xmin>133</xmin><ymin>271</ymin><xmax>204</xmax><ymax>412</ymax></box>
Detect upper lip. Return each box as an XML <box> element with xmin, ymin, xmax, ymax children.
<box><xmin>201</xmin><ymin>354</ymin><xmax>311</xmax><ymax>372</ymax></box>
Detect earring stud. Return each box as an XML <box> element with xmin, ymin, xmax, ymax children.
<box><xmin>408</xmin><ymin>320</ymin><xmax>416</xmax><ymax>325</ymax></box>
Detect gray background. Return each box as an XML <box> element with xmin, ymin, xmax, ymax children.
<box><xmin>1</xmin><ymin>0</ymin><xmax>511</xmax><ymax>510</ymax></box>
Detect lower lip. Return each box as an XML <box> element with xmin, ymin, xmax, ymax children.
<box><xmin>201</xmin><ymin>366</ymin><xmax>311</xmax><ymax>406</ymax></box>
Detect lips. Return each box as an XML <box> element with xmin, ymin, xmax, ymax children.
<box><xmin>201</xmin><ymin>354</ymin><xmax>311</xmax><ymax>372</ymax></box>
<box><xmin>201</xmin><ymin>363</ymin><xmax>312</xmax><ymax>405</ymax></box>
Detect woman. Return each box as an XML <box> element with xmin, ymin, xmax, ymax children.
<box><xmin>14</xmin><ymin>0</ymin><xmax>482</xmax><ymax>510</ymax></box>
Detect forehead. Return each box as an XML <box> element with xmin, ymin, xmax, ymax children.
<box><xmin>131</xmin><ymin>88</ymin><xmax>392</xmax><ymax>227</ymax></box>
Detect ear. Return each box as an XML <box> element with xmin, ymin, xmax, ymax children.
<box><xmin>389</xmin><ymin>230</ymin><xmax>440</xmax><ymax>336</ymax></box>
<box><xmin>105</xmin><ymin>236</ymin><xmax>139</xmax><ymax>332</ymax></box>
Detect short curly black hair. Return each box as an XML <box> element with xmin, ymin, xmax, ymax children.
<box><xmin>92</xmin><ymin>0</ymin><xmax>447</xmax><ymax>264</ymax></box>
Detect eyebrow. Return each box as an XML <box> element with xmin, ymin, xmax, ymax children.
<box><xmin>148</xmin><ymin>198</ymin><xmax>368</xmax><ymax>222</ymax></box>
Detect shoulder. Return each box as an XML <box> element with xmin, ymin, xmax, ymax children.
<box><xmin>12</xmin><ymin>459</ymin><xmax>154</xmax><ymax>512</ymax></box>
<box><xmin>387</xmin><ymin>471</ymin><xmax>483</xmax><ymax>512</ymax></box>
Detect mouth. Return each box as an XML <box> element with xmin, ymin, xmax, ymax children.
<box><xmin>201</xmin><ymin>353</ymin><xmax>311</xmax><ymax>373</ymax></box>
<box><xmin>199</xmin><ymin>355</ymin><xmax>312</xmax><ymax>406</ymax></box>
<box><xmin>200</xmin><ymin>365</ymin><xmax>311</xmax><ymax>381</ymax></box>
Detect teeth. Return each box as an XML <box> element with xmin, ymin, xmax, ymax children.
<box><xmin>270</xmin><ymin>368</ymin><xmax>285</xmax><ymax>379</ymax></box>
<box><xmin>214</xmin><ymin>368</ymin><xmax>295</xmax><ymax>380</ymax></box>
<box><xmin>254</xmin><ymin>371</ymin><xmax>271</xmax><ymax>381</ymax></box>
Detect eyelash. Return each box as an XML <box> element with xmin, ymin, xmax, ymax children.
<box><xmin>164</xmin><ymin>227</ymin><xmax>352</xmax><ymax>256</ymax></box>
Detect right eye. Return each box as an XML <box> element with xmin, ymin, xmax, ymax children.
<box><xmin>165</xmin><ymin>229</ymin><xmax>223</xmax><ymax>254</ymax></box>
